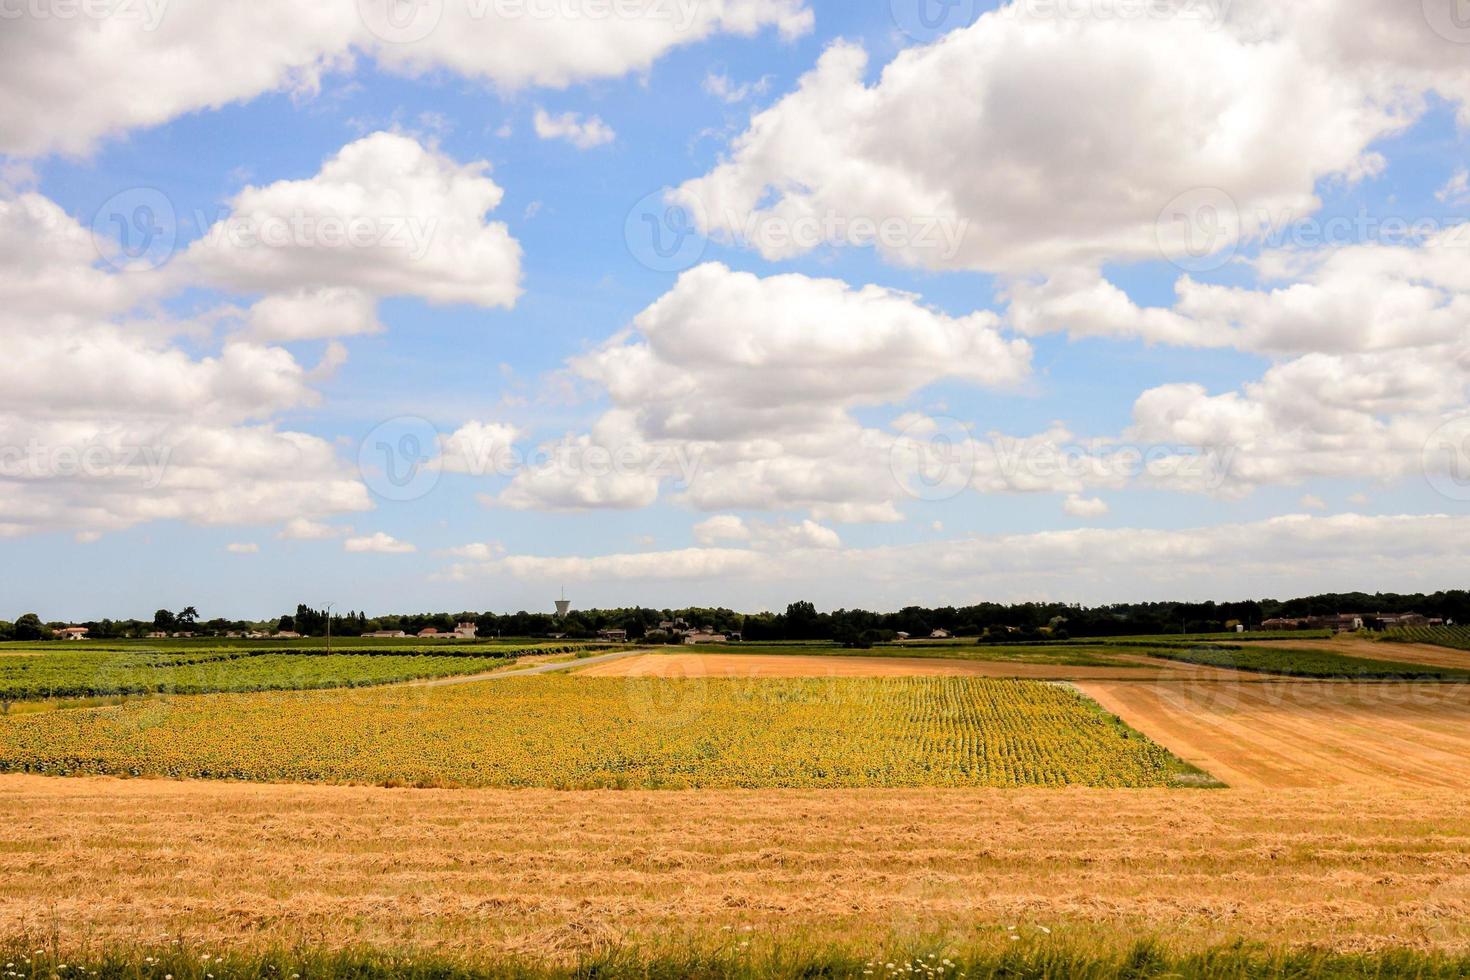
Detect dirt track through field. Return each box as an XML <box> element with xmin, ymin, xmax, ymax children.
<box><xmin>2</xmin><ymin>775</ymin><xmax>1469</xmax><ymax>956</ymax></box>
<box><xmin>579</xmin><ymin>652</ymin><xmax>1255</xmax><ymax>682</ymax></box>
<box><xmin>1079</xmin><ymin>680</ymin><xmax>1470</xmax><ymax>789</ymax></box>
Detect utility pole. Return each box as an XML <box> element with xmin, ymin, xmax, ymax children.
<box><xmin>324</xmin><ymin>601</ymin><xmax>335</xmax><ymax>655</ymax></box>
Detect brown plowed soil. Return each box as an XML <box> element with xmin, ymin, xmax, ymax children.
<box><xmin>2</xmin><ymin>775</ymin><xmax>1468</xmax><ymax>955</ymax></box>
<box><xmin>1078</xmin><ymin>680</ymin><xmax>1470</xmax><ymax>789</ymax></box>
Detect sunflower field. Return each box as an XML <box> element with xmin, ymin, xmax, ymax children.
<box><xmin>0</xmin><ymin>675</ymin><xmax>1212</xmax><ymax>788</ymax></box>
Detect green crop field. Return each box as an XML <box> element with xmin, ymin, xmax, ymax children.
<box><xmin>1146</xmin><ymin>645</ymin><xmax>1470</xmax><ymax>680</ymax></box>
<box><xmin>0</xmin><ymin>636</ymin><xmax>573</xmax><ymax>654</ymax></box>
<box><xmin>0</xmin><ymin>644</ymin><xmax>600</xmax><ymax>703</ymax></box>
<box><xmin>1383</xmin><ymin>626</ymin><xmax>1470</xmax><ymax>651</ymax></box>
<box><xmin>0</xmin><ymin>675</ymin><xmax>1215</xmax><ymax>789</ymax></box>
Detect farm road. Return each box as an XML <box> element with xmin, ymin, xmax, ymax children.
<box><xmin>407</xmin><ymin>647</ymin><xmax>648</xmax><ymax>688</ymax></box>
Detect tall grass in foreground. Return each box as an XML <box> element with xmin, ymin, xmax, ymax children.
<box><xmin>4</xmin><ymin>941</ymin><xmax>1470</xmax><ymax>979</ymax></box>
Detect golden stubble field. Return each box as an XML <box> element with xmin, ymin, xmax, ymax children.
<box><xmin>2</xmin><ymin>775</ymin><xmax>1469</xmax><ymax>959</ymax></box>
<box><xmin>1079</xmin><ymin>680</ymin><xmax>1470</xmax><ymax>789</ymax></box>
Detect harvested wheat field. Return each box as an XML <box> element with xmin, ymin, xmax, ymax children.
<box><xmin>1</xmin><ymin>775</ymin><xmax>1469</xmax><ymax>958</ymax></box>
<box><xmin>579</xmin><ymin>651</ymin><xmax>1251</xmax><ymax>682</ymax></box>
<box><xmin>1079</xmin><ymin>680</ymin><xmax>1470</xmax><ymax>789</ymax></box>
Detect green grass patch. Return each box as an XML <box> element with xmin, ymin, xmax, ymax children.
<box><xmin>2</xmin><ymin>939</ymin><xmax>1468</xmax><ymax>979</ymax></box>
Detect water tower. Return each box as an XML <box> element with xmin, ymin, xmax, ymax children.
<box><xmin>554</xmin><ymin>586</ymin><xmax>571</xmax><ymax>619</ymax></box>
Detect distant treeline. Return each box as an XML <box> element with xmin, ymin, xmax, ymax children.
<box><xmin>7</xmin><ymin>591</ymin><xmax>1468</xmax><ymax>643</ymax></box>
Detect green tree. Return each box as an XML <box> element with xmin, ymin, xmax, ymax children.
<box><xmin>14</xmin><ymin>613</ymin><xmax>47</xmax><ymax>641</ymax></box>
<box><xmin>177</xmin><ymin>606</ymin><xmax>199</xmax><ymax>628</ymax></box>
<box><xmin>153</xmin><ymin>609</ymin><xmax>176</xmax><ymax>631</ymax></box>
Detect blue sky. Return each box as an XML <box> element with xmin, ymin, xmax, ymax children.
<box><xmin>2</xmin><ymin>0</ymin><xmax>1469</xmax><ymax>618</ymax></box>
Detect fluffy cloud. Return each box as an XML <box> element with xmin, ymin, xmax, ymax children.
<box><xmin>0</xmin><ymin>189</ymin><xmax>372</xmax><ymax>539</ymax></box>
<box><xmin>1439</xmin><ymin>169</ymin><xmax>1470</xmax><ymax>206</ymax></box>
<box><xmin>186</xmin><ymin>132</ymin><xmax>522</xmax><ymax>312</ymax></box>
<box><xmin>450</xmin><ymin>512</ymin><xmax>1470</xmax><ymax>605</ymax></box>
<box><xmin>533</xmin><ymin>109</ymin><xmax>615</xmax><ymax>149</ymax></box>
<box><xmin>367</xmin><ymin>0</ymin><xmax>812</xmax><ymax>90</ymax></box>
<box><xmin>1128</xmin><ymin>343</ymin><xmax>1470</xmax><ymax>491</ymax></box>
<box><xmin>1010</xmin><ymin>229</ymin><xmax>1470</xmax><ymax>355</ymax></box>
<box><xmin>676</xmin><ymin>0</ymin><xmax>1467</xmax><ymax>274</ymax></box>
<box><xmin>277</xmin><ymin>517</ymin><xmax>353</xmax><ymax>540</ymax></box>
<box><xmin>491</xmin><ymin>547</ymin><xmax>765</xmax><ymax>583</ymax></box>
<box><xmin>693</xmin><ymin>515</ymin><xmax>840</xmax><ymax>549</ymax></box>
<box><xmin>1062</xmin><ymin>494</ymin><xmax>1109</xmax><ymax>519</ymax></box>
<box><xmin>703</xmin><ymin>71</ymin><xmax>769</xmax><ymax>104</ymax></box>
<box><xmin>0</xmin><ymin>0</ymin><xmax>811</xmax><ymax>157</ymax></box>
<box><xmin>492</xmin><ymin>263</ymin><xmax>1031</xmax><ymax>519</ymax></box>
<box><xmin>226</xmin><ymin>542</ymin><xmax>260</xmax><ymax>554</ymax></box>
<box><xmin>246</xmin><ymin>287</ymin><xmax>382</xmax><ymax>342</ymax></box>
<box><xmin>438</xmin><ymin>420</ymin><xmax>522</xmax><ymax>475</ymax></box>
<box><xmin>580</xmin><ymin>263</ymin><xmax>1029</xmax><ymax>439</ymax></box>
<box><xmin>344</xmin><ymin>532</ymin><xmax>416</xmax><ymax>554</ymax></box>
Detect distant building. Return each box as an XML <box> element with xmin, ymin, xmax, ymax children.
<box><xmin>417</xmin><ymin>628</ymin><xmax>443</xmax><ymax>638</ymax></box>
<box><xmin>145</xmin><ymin>631</ymin><xmax>168</xmax><ymax>639</ymax></box>
<box><xmin>363</xmin><ymin>630</ymin><xmax>408</xmax><ymax>639</ymax></box>
<box><xmin>683</xmin><ymin>632</ymin><xmax>728</xmax><ymax>644</ymax></box>
<box><xmin>1265</xmin><ymin>614</ymin><xmax>1363</xmax><ymax>633</ymax></box>
<box><xmin>272</xmin><ymin>631</ymin><xmax>302</xmax><ymax>639</ymax></box>
<box><xmin>1373</xmin><ymin>613</ymin><xmax>1430</xmax><ymax>630</ymax></box>
<box><xmin>56</xmin><ymin>626</ymin><xmax>89</xmax><ymax>640</ymax></box>
<box><xmin>598</xmin><ymin>628</ymin><xmax>629</xmax><ymax>642</ymax></box>
<box><xmin>929</xmin><ymin>628</ymin><xmax>953</xmax><ymax>639</ymax></box>
<box><xmin>894</xmin><ymin>631</ymin><xmax>910</xmax><ymax>640</ymax></box>
<box><xmin>453</xmin><ymin>621</ymin><xmax>479</xmax><ymax>639</ymax></box>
